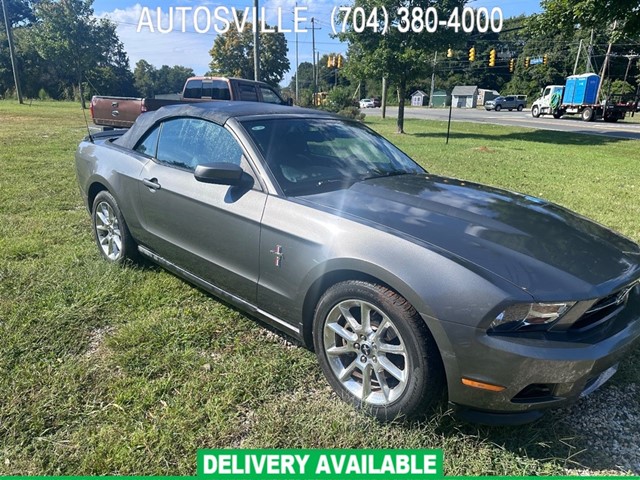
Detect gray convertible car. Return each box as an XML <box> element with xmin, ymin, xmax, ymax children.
<box><xmin>76</xmin><ymin>102</ymin><xmax>640</xmax><ymax>424</ymax></box>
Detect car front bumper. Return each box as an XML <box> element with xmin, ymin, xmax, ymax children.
<box><xmin>422</xmin><ymin>296</ymin><xmax>640</xmax><ymax>424</ymax></box>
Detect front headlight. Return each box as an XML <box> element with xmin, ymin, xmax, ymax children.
<box><xmin>489</xmin><ymin>302</ymin><xmax>575</xmax><ymax>333</ymax></box>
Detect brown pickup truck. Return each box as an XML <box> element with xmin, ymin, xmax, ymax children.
<box><xmin>90</xmin><ymin>76</ymin><xmax>291</xmax><ymax>128</ymax></box>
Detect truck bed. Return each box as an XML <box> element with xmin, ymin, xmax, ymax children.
<box><xmin>90</xmin><ymin>96</ymin><xmax>183</xmax><ymax>129</ymax></box>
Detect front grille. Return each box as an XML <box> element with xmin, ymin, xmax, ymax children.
<box><xmin>571</xmin><ymin>282</ymin><xmax>638</xmax><ymax>331</ymax></box>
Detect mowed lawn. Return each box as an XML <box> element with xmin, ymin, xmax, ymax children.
<box><xmin>1</xmin><ymin>101</ymin><xmax>638</xmax><ymax>475</ymax></box>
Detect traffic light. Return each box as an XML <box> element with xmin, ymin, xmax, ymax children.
<box><xmin>543</xmin><ymin>54</ymin><xmax>548</xmax><ymax>65</ymax></box>
<box><xmin>469</xmin><ymin>47</ymin><xmax>476</xmax><ymax>62</ymax></box>
<box><xmin>509</xmin><ymin>58</ymin><xmax>515</xmax><ymax>72</ymax></box>
<box><xmin>447</xmin><ymin>48</ymin><xmax>453</xmax><ymax>58</ymax></box>
<box><xmin>489</xmin><ymin>49</ymin><xmax>496</xmax><ymax>67</ymax></box>
<box><xmin>337</xmin><ymin>54</ymin><xmax>343</xmax><ymax>68</ymax></box>
<box><xmin>327</xmin><ymin>56</ymin><xmax>334</xmax><ymax>68</ymax></box>
<box><xmin>524</xmin><ymin>56</ymin><xmax>530</xmax><ymax>69</ymax></box>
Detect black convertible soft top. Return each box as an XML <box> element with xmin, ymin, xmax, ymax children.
<box><xmin>114</xmin><ymin>101</ymin><xmax>337</xmax><ymax>150</ymax></box>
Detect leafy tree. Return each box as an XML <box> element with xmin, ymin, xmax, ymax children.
<box><xmin>209</xmin><ymin>22</ymin><xmax>290</xmax><ymax>86</ymax></box>
<box><xmin>133</xmin><ymin>60</ymin><xmax>194</xmax><ymax>97</ymax></box>
<box><xmin>539</xmin><ymin>0</ymin><xmax>640</xmax><ymax>38</ymax></box>
<box><xmin>155</xmin><ymin>64</ymin><xmax>194</xmax><ymax>94</ymax></box>
<box><xmin>0</xmin><ymin>0</ymin><xmax>35</xmax><ymax>27</ymax></box>
<box><xmin>289</xmin><ymin>61</ymin><xmax>314</xmax><ymax>91</ymax></box>
<box><xmin>32</xmin><ymin>0</ymin><xmax>127</xmax><ymax>107</ymax></box>
<box><xmin>133</xmin><ymin>59</ymin><xmax>156</xmax><ymax>97</ymax></box>
<box><xmin>340</xmin><ymin>0</ymin><xmax>467</xmax><ymax>133</ymax></box>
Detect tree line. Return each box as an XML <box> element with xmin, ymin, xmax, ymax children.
<box><xmin>2</xmin><ymin>0</ymin><xmax>638</xmax><ymax>133</ymax></box>
<box><xmin>0</xmin><ymin>0</ymin><xmax>202</xmax><ymax>103</ymax></box>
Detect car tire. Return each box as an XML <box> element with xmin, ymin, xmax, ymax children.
<box><xmin>517</xmin><ymin>105</ymin><xmax>524</xmax><ymax>112</ymax></box>
<box><xmin>313</xmin><ymin>280</ymin><xmax>444</xmax><ymax>421</ymax></box>
<box><xmin>582</xmin><ymin>107</ymin><xmax>595</xmax><ymax>122</ymax></box>
<box><xmin>531</xmin><ymin>105</ymin><xmax>540</xmax><ymax>118</ymax></box>
<box><xmin>495</xmin><ymin>105</ymin><xmax>502</xmax><ymax>112</ymax></box>
<box><xmin>92</xmin><ymin>191</ymin><xmax>139</xmax><ymax>264</ymax></box>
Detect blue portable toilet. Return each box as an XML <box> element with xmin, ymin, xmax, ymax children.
<box><xmin>563</xmin><ymin>73</ymin><xmax>600</xmax><ymax>105</ymax></box>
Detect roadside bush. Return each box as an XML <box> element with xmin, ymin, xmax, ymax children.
<box><xmin>337</xmin><ymin>106</ymin><xmax>365</xmax><ymax>121</ymax></box>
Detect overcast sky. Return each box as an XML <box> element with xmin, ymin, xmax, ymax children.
<box><xmin>94</xmin><ymin>0</ymin><xmax>543</xmax><ymax>86</ymax></box>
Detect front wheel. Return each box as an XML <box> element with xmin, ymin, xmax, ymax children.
<box><xmin>517</xmin><ymin>105</ymin><xmax>524</xmax><ymax>112</ymax></box>
<box><xmin>531</xmin><ymin>105</ymin><xmax>540</xmax><ymax>118</ymax></box>
<box><xmin>92</xmin><ymin>191</ymin><xmax>138</xmax><ymax>263</ymax></box>
<box><xmin>313</xmin><ymin>281</ymin><xmax>444</xmax><ymax>421</ymax></box>
<box><xmin>495</xmin><ymin>105</ymin><xmax>502</xmax><ymax>112</ymax></box>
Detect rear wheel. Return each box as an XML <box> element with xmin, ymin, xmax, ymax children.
<box><xmin>531</xmin><ymin>105</ymin><xmax>540</xmax><ymax>118</ymax></box>
<box><xmin>313</xmin><ymin>281</ymin><xmax>444</xmax><ymax>421</ymax></box>
<box><xmin>92</xmin><ymin>191</ymin><xmax>138</xmax><ymax>263</ymax></box>
<box><xmin>582</xmin><ymin>107</ymin><xmax>595</xmax><ymax>122</ymax></box>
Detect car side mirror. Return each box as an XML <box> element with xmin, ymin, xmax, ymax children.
<box><xmin>194</xmin><ymin>163</ymin><xmax>244</xmax><ymax>186</ymax></box>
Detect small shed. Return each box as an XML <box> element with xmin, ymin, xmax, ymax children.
<box><xmin>430</xmin><ymin>89</ymin><xmax>449</xmax><ymax>108</ymax></box>
<box><xmin>477</xmin><ymin>88</ymin><xmax>500</xmax><ymax>106</ymax></box>
<box><xmin>451</xmin><ymin>85</ymin><xmax>478</xmax><ymax>108</ymax></box>
<box><xmin>410</xmin><ymin>90</ymin><xmax>428</xmax><ymax>107</ymax></box>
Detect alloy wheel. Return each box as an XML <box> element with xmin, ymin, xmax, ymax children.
<box><xmin>322</xmin><ymin>299</ymin><xmax>409</xmax><ymax>406</ymax></box>
<box><xmin>94</xmin><ymin>201</ymin><xmax>123</xmax><ymax>261</ymax></box>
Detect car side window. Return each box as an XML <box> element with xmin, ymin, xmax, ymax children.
<box><xmin>238</xmin><ymin>84</ymin><xmax>258</xmax><ymax>102</ymax></box>
<box><xmin>505</xmin><ymin>96</ymin><xmax>514</xmax><ymax>102</ymax></box>
<box><xmin>260</xmin><ymin>86</ymin><xmax>282</xmax><ymax>104</ymax></box>
<box><xmin>134</xmin><ymin>125</ymin><xmax>160</xmax><ymax>157</ymax></box>
<box><xmin>155</xmin><ymin>118</ymin><xmax>244</xmax><ymax>171</ymax></box>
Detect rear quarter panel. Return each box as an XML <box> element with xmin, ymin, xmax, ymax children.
<box><xmin>75</xmin><ymin>139</ymin><xmax>149</xmax><ymax>239</ymax></box>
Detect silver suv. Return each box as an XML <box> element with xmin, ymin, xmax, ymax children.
<box><xmin>485</xmin><ymin>95</ymin><xmax>526</xmax><ymax>112</ymax></box>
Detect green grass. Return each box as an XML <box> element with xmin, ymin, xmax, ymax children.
<box><xmin>0</xmin><ymin>100</ymin><xmax>638</xmax><ymax>475</ymax></box>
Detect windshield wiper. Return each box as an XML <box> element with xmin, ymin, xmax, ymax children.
<box><xmin>360</xmin><ymin>171</ymin><xmax>408</xmax><ymax>181</ymax></box>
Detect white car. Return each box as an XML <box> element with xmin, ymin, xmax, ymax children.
<box><xmin>359</xmin><ymin>98</ymin><xmax>375</xmax><ymax>108</ymax></box>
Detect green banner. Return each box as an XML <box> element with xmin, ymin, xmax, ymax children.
<box><xmin>197</xmin><ymin>449</ymin><xmax>443</xmax><ymax>478</ymax></box>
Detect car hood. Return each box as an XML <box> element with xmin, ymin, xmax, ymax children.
<box><xmin>297</xmin><ymin>174</ymin><xmax>640</xmax><ymax>299</ymax></box>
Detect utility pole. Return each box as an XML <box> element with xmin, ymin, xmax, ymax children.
<box><xmin>381</xmin><ymin>77</ymin><xmax>387</xmax><ymax>118</ymax></box>
<box><xmin>311</xmin><ymin>17</ymin><xmax>317</xmax><ymax>103</ymax></box>
<box><xmin>428</xmin><ymin>51</ymin><xmax>438</xmax><ymax>107</ymax></box>
<box><xmin>253</xmin><ymin>0</ymin><xmax>260</xmax><ymax>81</ymax></box>
<box><xmin>316</xmin><ymin>51</ymin><xmax>320</xmax><ymax>89</ymax></box>
<box><xmin>294</xmin><ymin>2</ymin><xmax>299</xmax><ymax>103</ymax></box>
<box><xmin>1</xmin><ymin>0</ymin><xmax>23</xmax><ymax>104</ymax></box>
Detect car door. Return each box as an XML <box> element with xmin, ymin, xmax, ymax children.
<box><xmin>136</xmin><ymin>117</ymin><xmax>267</xmax><ymax>303</ymax></box>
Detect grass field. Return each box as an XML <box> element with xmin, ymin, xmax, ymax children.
<box><xmin>1</xmin><ymin>100</ymin><xmax>638</xmax><ymax>475</ymax></box>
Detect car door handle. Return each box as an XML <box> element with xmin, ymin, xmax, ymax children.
<box><xmin>142</xmin><ymin>178</ymin><xmax>161</xmax><ymax>190</ymax></box>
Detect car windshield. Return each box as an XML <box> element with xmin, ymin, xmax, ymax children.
<box><xmin>241</xmin><ymin>118</ymin><xmax>425</xmax><ymax>196</ymax></box>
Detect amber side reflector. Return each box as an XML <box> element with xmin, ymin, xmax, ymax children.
<box><xmin>461</xmin><ymin>378</ymin><xmax>506</xmax><ymax>392</ymax></box>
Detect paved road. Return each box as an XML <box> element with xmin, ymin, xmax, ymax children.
<box><xmin>366</xmin><ymin>106</ymin><xmax>640</xmax><ymax>140</ymax></box>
